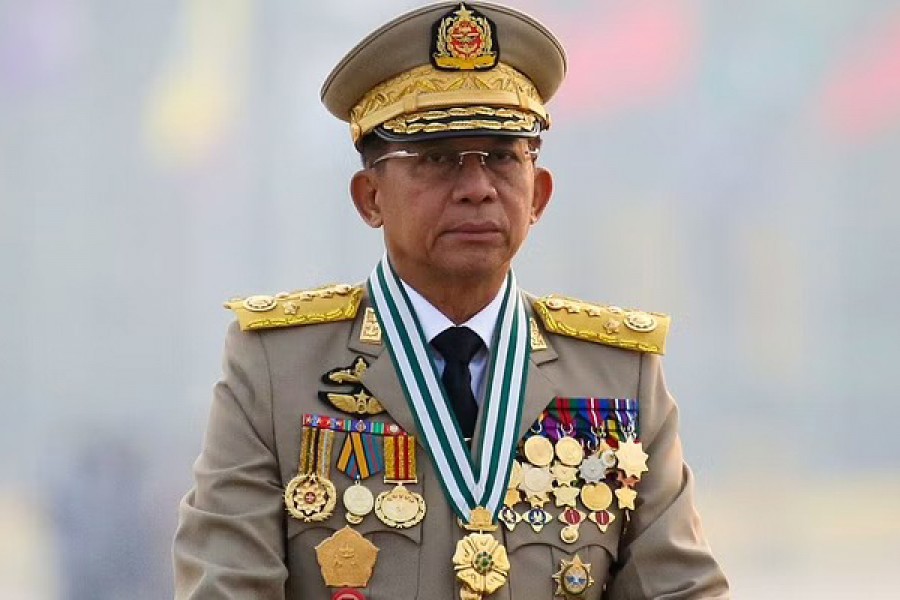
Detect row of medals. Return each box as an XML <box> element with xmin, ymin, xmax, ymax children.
<box><xmin>283</xmin><ymin>443</ymin><xmax>425</xmax><ymax>529</ymax></box>
<box><xmin>504</xmin><ymin>432</ymin><xmax>648</xmax><ymax>544</ymax></box>
<box><xmin>282</xmin><ymin>430</ymin><xmax>648</xmax><ymax>540</ymax></box>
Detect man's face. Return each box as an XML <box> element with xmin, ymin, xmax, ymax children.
<box><xmin>351</xmin><ymin>135</ymin><xmax>553</xmax><ymax>289</ymax></box>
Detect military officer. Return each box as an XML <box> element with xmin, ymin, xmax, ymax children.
<box><xmin>173</xmin><ymin>2</ymin><xmax>729</xmax><ymax>599</ymax></box>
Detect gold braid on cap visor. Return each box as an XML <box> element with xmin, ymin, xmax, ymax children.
<box><xmin>349</xmin><ymin>62</ymin><xmax>550</xmax><ymax>143</ymax></box>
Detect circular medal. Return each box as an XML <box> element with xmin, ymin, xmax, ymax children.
<box><xmin>555</xmin><ymin>436</ymin><xmax>584</xmax><ymax>466</ymax></box>
<box><xmin>580</xmin><ymin>482</ymin><xmax>613</xmax><ymax>512</ymax></box>
<box><xmin>284</xmin><ymin>473</ymin><xmax>337</xmax><ymax>522</ymax></box>
<box><xmin>560</xmin><ymin>525</ymin><xmax>579</xmax><ymax>544</ymax></box>
<box><xmin>343</xmin><ymin>482</ymin><xmax>375</xmax><ymax>524</ymax></box>
<box><xmin>519</xmin><ymin>464</ymin><xmax>553</xmax><ymax>500</ymax></box>
<box><xmin>374</xmin><ymin>484</ymin><xmax>426</xmax><ymax>528</ymax></box>
<box><xmin>523</xmin><ymin>435</ymin><xmax>554</xmax><ymax>467</ymax></box>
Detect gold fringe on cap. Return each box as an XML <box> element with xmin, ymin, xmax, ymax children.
<box><xmin>349</xmin><ymin>62</ymin><xmax>549</xmax><ymax>143</ymax></box>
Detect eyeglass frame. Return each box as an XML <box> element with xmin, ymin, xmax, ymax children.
<box><xmin>366</xmin><ymin>146</ymin><xmax>540</xmax><ymax>174</ymax></box>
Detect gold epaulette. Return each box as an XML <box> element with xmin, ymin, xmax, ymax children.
<box><xmin>224</xmin><ymin>284</ymin><xmax>363</xmax><ymax>332</ymax></box>
<box><xmin>533</xmin><ymin>295</ymin><xmax>670</xmax><ymax>355</ymax></box>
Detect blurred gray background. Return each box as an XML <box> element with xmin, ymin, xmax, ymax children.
<box><xmin>2</xmin><ymin>0</ymin><xmax>899</xmax><ymax>597</ymax></box>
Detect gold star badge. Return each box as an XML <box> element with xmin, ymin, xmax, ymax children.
<box><xmin>551</xmin><ymin>463</ymin><xmax>579</xmax><ymax>487</ymax></box>
<box><xmin>614</xmin><ymin>439</ymin><xmax>649</xmax><ymax>479</ymax></box>
<box><xmin>615</xmin><ymin>486</ymin><xmax>638</xmax><ymax>510</ymax></box>
<box><xmin>553</xmin><ymin>485</ymin><xmax>581</xmax><ymax>508</ymax></box>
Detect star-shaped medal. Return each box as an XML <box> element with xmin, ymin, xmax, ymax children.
<box><xmin>551</xmin><ymin>463</ymin><xmax>579</xmax><ymax>487</ymax></box>
<box><xmin>614</xmin><ymin>439</ymin><xmax>649</xmax><ymax>479</ymax></box>
<box><xmin>553</xmin><ymin>484</ymin><xmax>581</xmax><ymax>508</ymax></box>
<box><xmin>615</xmin><ymin>486</ymin><xmax>638</xmax><ymax>510</ymax></box>
<box><xmin>518</xmin><ymin>463</ymin><xmax>553</xmax><ymax>507</ymax></box>
<box><xmin>578</xmin><ymin>454</ymin><xmax>606</xmax><ymax>483</ymax></box>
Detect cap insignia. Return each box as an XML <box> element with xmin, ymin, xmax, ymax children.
<box><xmin>431</xmin><ymin>3</ymin><xmax>499</xmax><ymax>71</ymax></box>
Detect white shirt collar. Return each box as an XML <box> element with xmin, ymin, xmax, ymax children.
<box><xmin>399</xmin><ymin>279</ymin><xmax>504</xmax><ymax>348</ymax></box>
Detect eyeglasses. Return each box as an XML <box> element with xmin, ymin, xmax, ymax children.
<box><xmin>368</xmin><ymin>145</ymin><xmax>539</xmax><ymax>180</ymax></box>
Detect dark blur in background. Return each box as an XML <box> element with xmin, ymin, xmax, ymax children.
<box><xmin>2</xmin><ymin>0</ymin><xmax>899</xmax><ymax>597</ymax></box>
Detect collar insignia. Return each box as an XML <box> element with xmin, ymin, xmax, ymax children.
<box><xmin>431</xmin><ymin>3</ymin><xmax>499</xmax><ymax>71</ymax></box>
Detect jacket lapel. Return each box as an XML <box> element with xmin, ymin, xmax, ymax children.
<box><xmin>348</xmin><ymin>297</ymin><xmax>421</xmax><ymax>438</ymax></box>
<box><xmin>350</xmin><ymin>290</ymin><xmax>562</xmax><ymax>445</ymax></box>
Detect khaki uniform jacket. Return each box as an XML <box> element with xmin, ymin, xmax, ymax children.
<box><xmin>174</xmin><ymin>292</ymin><xmax>729</xmax><ymax>599</ymax></box>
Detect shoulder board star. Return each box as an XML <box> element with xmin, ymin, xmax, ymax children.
<box><xmin>532</xmin><ymin>295</ymin><xmax>670</xmax><ymax>354</ymax></box>
<box><xmin>224</xmin><ymin>284</ymin><xmax>363</xmax><ymax>331</ymax></box>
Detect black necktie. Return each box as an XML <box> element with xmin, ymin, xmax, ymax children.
<box><xmin>431</xmin><ymin>326</ymin><xmax>483</xmax><ymax>441</ymax></box>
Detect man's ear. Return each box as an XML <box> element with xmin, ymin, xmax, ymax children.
<box><xmin>350</xmin><ymin>170</ymin><xmax>383</xmax><ymax>228</ymax></box>
<box><xmin>530</xmin><ymin>167</ymin><xmax>553</xmax><ymax>224</ymax></box>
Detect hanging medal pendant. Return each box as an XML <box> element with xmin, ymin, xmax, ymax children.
<box><xmin>523</xmin><ymin>434</ymin><xmax>554</xmax><ymax>467</ymax></box>
<box><xmin>336</xmin><ymin>430</ymin><xmax>384</xmax><ymax>525</ymax></box>
<box><xmin>285</xmin><ymin>426</ymin><xmax>337</xmax><ymax>522</ymax></box>
<box><xmin>558</xmin><ymin>507</ymin><xmax>586</xmax><ymax>544</ymax></box>
<box><xmin>454</xmin><ymin>507</ymin><xmax>509</xmax><ymax>600</ymax></box>
<box><xmin>375</xmin><ymin>483</ymin><xmax>426</xmax><ymax>528</ymax></box>
<box><xmin>554</xmin><ymin>425</ymin><xmax>584</xmax><ymax>468</ymax></box>
<box><xmin>343</xmin><ymin>480</ymin><xmax>375</xmax><ymax>525</ymax></box>
<box><xmin>375</xmin><ymin>434</ymin><xmax>425</xmax><ymax>529</ymax></box>
<box><xmin>615</xmin><ymin>436</ymin><xmax>649</xmax><ymax>479</ymax></box>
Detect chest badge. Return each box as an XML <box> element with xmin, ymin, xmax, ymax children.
<box><xmin>319</xmin><ymin>356</ymin><xmax>385</xmax><ymax>415</ymax></box>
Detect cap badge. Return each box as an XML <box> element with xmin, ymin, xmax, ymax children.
<box><xmin>431</xmin><ymin>3</ymin><xmax>499</xmax><ymax>71</ymax></box>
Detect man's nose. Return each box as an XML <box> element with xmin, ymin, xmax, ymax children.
<box><xmin>453</xmin><ymin>153</ymin><xmax>498</xmax><ymax>203</ymax></box>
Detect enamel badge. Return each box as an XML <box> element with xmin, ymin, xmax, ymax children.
<box><xmin>431</xmin><ymin>3</ymin><xmax>499</xmax><ymax>71</ymax></box>
<box><xmin>553</xmin><ymin>554</ymin><xmax>594</xmax><ymax>598</ymax></box>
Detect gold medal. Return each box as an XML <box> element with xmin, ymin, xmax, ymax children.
<box><xmin>454</xmin><ymin>506</ymin><xmax>509</xmax><ymax>600</ymax></box>
<box><xmin>343</xmin><ymin>481</ymin><xmax>375</xmax><ymax>524</ymax></box>
<box><xmin>615</xmin><ymin>438</ymin><xmax>649</xmax><ymax>479</ymax></box>
<box><xmin>551</xmin><ymin>463</ymin><xmax>579</xmax><ymax>487</ymax></box>
<box><xmin>615</xmin><ymin>486</ymin><xmax>638</xmax><ymax>510</ymax></box>
<box><xmin>284</xmin><ymin>473</ymin><xmax>337</xmax><ymax>522</ymax></box>
<box><xmin>555</xmin><ymin>435</ymin><xmax>584</xmax><ymax>466</ymax></box>
<box><xmin>453</xmin><ymin>532</ymin><xmax>510</xmax><ymax>600</ymax></box>
<box><xmin>375</xmin><ymin>483</ymin><xmax>426</xmax><ymax>528</ymax></box>
<box><xmin>523</xmin><ymin>435</ymin><xmax>554</xmax><ymax>467</ymax></box>
<box><xmin>553</xmin><ymin>484</ymin><xmax>580</xmax><ymax>508</ymax></box>
<box><xmin>285</xmin><ymin>426</ymin><xmax>337</xmax><ymax>522</ymax></box>
<box><xmin>518</xmin><ymin>463</ymin><xmax>553</xmax><ymax>506</ymax></box>
<box><xmin>375</xmin><ymin>434</ymin><xmax>426</xmax><ymax>528</ymax></box>
<box><xmin>580</xmin><ymin>482</ymin><xmax>613</xmax><ymax>512</ymax></box>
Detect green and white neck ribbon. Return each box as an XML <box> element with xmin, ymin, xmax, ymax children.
<box><xmin>368</xmin><ymin>255</ymin><xmax>531</xmax><ymax>523</ymax></box>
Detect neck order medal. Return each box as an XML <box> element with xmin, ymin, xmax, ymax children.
<box><xmin>368</xmin><ymin>255</ymin><xmax>530</xmax><ymax>600</ymax></box>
